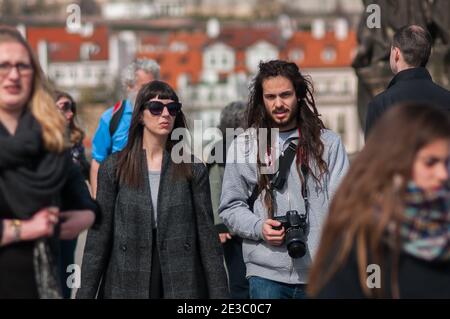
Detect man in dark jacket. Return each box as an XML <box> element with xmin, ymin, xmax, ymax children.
<box><xmin>365</xmin><ymin>25</ymin><xmax>450</xmax><ymax>138</ymax></box>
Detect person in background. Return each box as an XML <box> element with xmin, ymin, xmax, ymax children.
<box><xmin>308</xmin><ymin>103</ymin><xmax>450</xmax><ymax>298</ymax></box>
<box><xmin>0</xmin><ymin>26</ymin><xmax>99</xmax><ymax>299</ymax></box>
<box><xmin>365</xmin><ymin>25</ymin><xmax>450</xmax><ymax>138</ymax></box>
<box><xmin>55</xmin><ymin>91</ymin><xmax>90</xmax><ymax>181</ymax></box>
<box><xmin>208</xmin><ymin>100</ymin><xmax>249</xmax><ymax>299</ymax></box>
<box><xmin>54</xmin><ymin>90</ymin><xmax>91</xmax><ymax>298</ymax></box>
<box><xmin>90</xmin><ymin>59</ymin><xmax>160</xmax><ymax>197</ymax></box>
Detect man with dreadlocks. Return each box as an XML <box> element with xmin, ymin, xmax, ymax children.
<box><xmin>219</xmin><ymin>60</ymin><xmax>349</xmax><ymax>299</ymax></box>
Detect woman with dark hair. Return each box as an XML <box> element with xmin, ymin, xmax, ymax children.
<box><xmin>0</xmin><ymin>26</ymin><xmax>98</xmax><ymax>298</ymax></box>
<box><xmin>308</xmin><ymin>103</ymin><xmax>450</xmax><ymax>298</ymax></box>
<box><xmin>55</xmin><ymin>91</ymin><xmax>91</xmax><ymax>298</ymax></box>
<box><xmin>77</xmin><ymin>80</ymin><xmax>228</xmax><ymax>299</ymax></box>
<box><xmin>55</xmin><ymin>91</ymin><xmax>90</xmax><ymax>181</ymax></box>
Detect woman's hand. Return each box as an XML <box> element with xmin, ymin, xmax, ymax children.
<box><xmin>219</xmin><ymin>232</ymin><xmax>232</xmax><ymax>244</ymax></box>
<box><xmin>59</xmin><ymin>210</ymin><xmax>95</xmax><ymax>240</ymax></box>
<box><xmin>21</xmin><ymin>207</ymin><xmax>60</xmax><ymax>241</ymax></box>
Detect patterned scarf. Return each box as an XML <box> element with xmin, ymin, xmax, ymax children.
<box><xmin>396</xmin><ymin>182</ymin><xmax>450</xmax><ymax>262</ymax></box>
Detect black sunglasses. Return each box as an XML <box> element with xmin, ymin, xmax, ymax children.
<box><xmin>144</xmin><ymin>101</ymin><xmax>182</xmax><ymax>116</ymax></box>
<box><xmin>59</xmin><ymin>101</ymin><xmax>74</xmax><ymax>112</ymax></box>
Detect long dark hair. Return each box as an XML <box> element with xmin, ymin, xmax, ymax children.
<box><xmin>55</xmin><ymin>90</ymin><xmax>85</xmax><ymax>146</ymax></box>
<box><xmin>116</xmin><ymin>80</ymin><xmax>191</xmax><ymax>188</ymax></box>
<box><xmin>247</xmin><ymin>60</ymin><xmax>327</xmax><ymax>218</ymax></box>
<box><xmin>308</xmin><ymin>103</ymin><xmax>450</xmax><ymax>298</ymax></box>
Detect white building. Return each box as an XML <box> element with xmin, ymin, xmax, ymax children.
<box><xmin>245</xmin><ymin>40</ymin><xmax>279</xmax><ymax>74</ymax></box>
<box><xmin>307</xmin><ymin>67</ymin><xmax>363</xmax><ymax>154</ymax></box>
<box><xmin>26</xmin><ymin>24</ymin><xmax>112</xmax><ymax>100</ymax></box>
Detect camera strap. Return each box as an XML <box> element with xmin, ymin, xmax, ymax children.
<box><xmin>271</xmin><ymin>141</ymin><xmax>298</xmax><ymax>191</ymax></box>
<box><xmin>248</xmin><ymin>141</ymin><xmax>298</xmax><ymax>211</ymax></box>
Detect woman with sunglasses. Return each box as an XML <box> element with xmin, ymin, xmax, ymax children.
<box><xmin>54</xmin><ymin>91</ymin><xmax>91</xmax><ymax>298</ymax></box>
<box><xmin>55</xmin><ymin>91</ymin><xmax>90</xmax><ymax>181</ymax></box>
<box><xmin>77</xmin><ymin>80</ymin><xmax>228</xmax><ymax>299</ymax></box>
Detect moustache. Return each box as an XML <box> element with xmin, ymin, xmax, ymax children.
<box><xmin>272</xmin><ymin>108</ymin><xmax>290</xmax><ymax>114</ymax></box>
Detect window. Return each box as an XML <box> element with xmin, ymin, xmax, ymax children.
<box><xmin>289</xmin><ymin>48</ymin><xmax>304</xmax><ymax>62</ymax></box>
<box><xmin>84</xmin><ymin>67</ymin><xmax>92</xmax><ymax>79</ymax></box>
<box><xmin>191</xmin><ymin>90</ymin><xmax>198</xmax><ymax>101</ymax></box>
<box><xmin>210</xmin><ymin>56</ymin><xmax>216</xmax><ymax>66</ymax></box>
<box><xmin>54</xmin><ymin>69</ymin><xmax>63</xmax><ymax>79</ymax></box>
<box><xmin>179</xmin><ymin>56</ymin><xmax>188</xmax><ymax>64</ymax></box>
<box><xmin>99</xmin><ymin>69</ymin><xmax>107</xmax><ymax>80</ymax></box>
<box><xmin>70</xmin><ymin>68</ymin><xmax>76</xmax><ymax>80</ymax></box>
<box><xmin>322</xmin><ymin>46</ymin><xmax>336</xmax><ymax>62</ymax></box>
<box><xmin>342</xmin><ymin>80</ymin><xmax>350</xmax><ymax>94</ymax></box>
<box><xmin>222</xmin><ymin>55</ymin><xmax>228</xmax><ymax>67</ymax></box>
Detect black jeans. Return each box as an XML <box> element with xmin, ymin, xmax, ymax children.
<box><xmin>223</xmin><ymin>236</ymin><xmax>249</xmax><ymax>299</ymax></box>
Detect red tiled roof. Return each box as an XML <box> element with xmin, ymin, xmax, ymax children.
<box><xmin>26</xmin><ymin>25</ymin><xmax>109</xmax><ymax>62</ymax></box>
<box><xmin>206</xmin><ymin>26</ymin><xmax>281</xmax><ymax>49</ymax></box>
<box><xmin>137</xmin><ymin>31</ymin><xmax>207</xmax><ymax>89</ymax></box>
<box><xmin>137</xmin><ymin>29</ymin><xmax>357</xmax><ymax>88</ymax></box>
<box><xmin>284</xmin><ymin>30</ymin><xmax>356</xmax><ymax>68</ymax></box>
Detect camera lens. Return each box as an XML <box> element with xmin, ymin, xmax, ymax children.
<box><xmin>286</xmin><ymin>227</ymin><xmax>307</xmax><ymax>258</ymax></box>
<box><xmin>287</xmin><ymin>241</ymin><xmax>306</xmax><ymax>258</ymax></box>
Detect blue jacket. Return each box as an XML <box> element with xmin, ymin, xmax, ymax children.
<box><xmin>91</xmin><ymin>100</ymin><xmax>133</xmax><ymax>163</ymax></box>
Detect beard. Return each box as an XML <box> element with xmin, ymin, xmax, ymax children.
<box><xmin>269</xmin><ymin>107</ymin><xmax>297</xmax><ymax>130</ymax></box>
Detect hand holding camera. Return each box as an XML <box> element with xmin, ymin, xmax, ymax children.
<box><xmin>272</xmin><ymin>210</ymin><xmax>308</xmax><ymax>259</ymax></box>
<box><xmin>262</xmin><ymin>219</ymin><xmax>285</xmax><ymax>246</ymax></box>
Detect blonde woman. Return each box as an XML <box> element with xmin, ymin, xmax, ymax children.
<box><xmin>0</xmin><ymin>26</ymin><xmax>98</xmax><ymax>298</ymax></box>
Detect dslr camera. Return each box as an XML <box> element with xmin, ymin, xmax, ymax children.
<box><xmin>273</xmin><ymin>210</ymin><xmax>308</xmax><ymax>259</ymax></box>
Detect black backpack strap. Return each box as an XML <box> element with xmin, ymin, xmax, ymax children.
<box><xmin>109</xmin><ymin>100</ymin><xmax>126</xmax><ymax>137</ymax></box>
<box><xmin>247</xmin><ymin>185</ymin><xmax>260</xmax><ymax>212</ymax></box>
<box><xmin>247</xmin><ymin>141</ymin><xmax>298</xmax><ymax>210</ymax></box>
<box><xmin>271</xmin><ymin>141</ymin><xmax>297</xmax><ymax>190</ymax></box>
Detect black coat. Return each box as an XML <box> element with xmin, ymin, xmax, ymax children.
<box><xmin>0</xmin><ymin>159</ymin><xmax>98</xmax><ymax>298</ymax></box>
<box><xmin>365</xmin><ymin>68</ymin><xmax>450</xmax><ymax>138</ymax></box>
<box><xmin>316</xmin><ymin>245</ymin><xmax>450</xmax><ymax>299</ymax></box>
<box><xmin>77</xmin><ymin>151</ymin><xmax>229</xmax><ymax>299</ymax></box>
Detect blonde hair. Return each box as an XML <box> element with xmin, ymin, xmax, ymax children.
<box><xmin>0</xmin><ymin>26</ymin><xmax>66</xmax><ymax>152</ymax></box>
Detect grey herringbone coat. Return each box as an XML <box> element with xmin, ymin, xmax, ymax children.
<box><xmin>77</xmin><ymin>151</ymin><xmax>229</xmax><ymax>299</ymax></box>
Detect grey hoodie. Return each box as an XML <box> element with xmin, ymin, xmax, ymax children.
<box><xmin>219</xmin><ymin>128</ymin><xmax>349</xmax><ymax>284</ymax></box>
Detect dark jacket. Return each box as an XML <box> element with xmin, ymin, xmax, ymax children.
<box><xmin>316</xmin><ymin>245</ymin><xmax>450</xmax><ymax>299</ymax></box>
<box><xmin>77</xmin><ymin>151</ymin><xmax>229</xmax><ymax>299</ymax></box>
<box><xmin>365</xmin><ymin>67</ymin><xmax>450</xmax><ymax>138</ymax></box>
<box><xmin>0</xmin><ymin>159</ymin><xmax>99</xmax><ymax>299</ymax></box>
